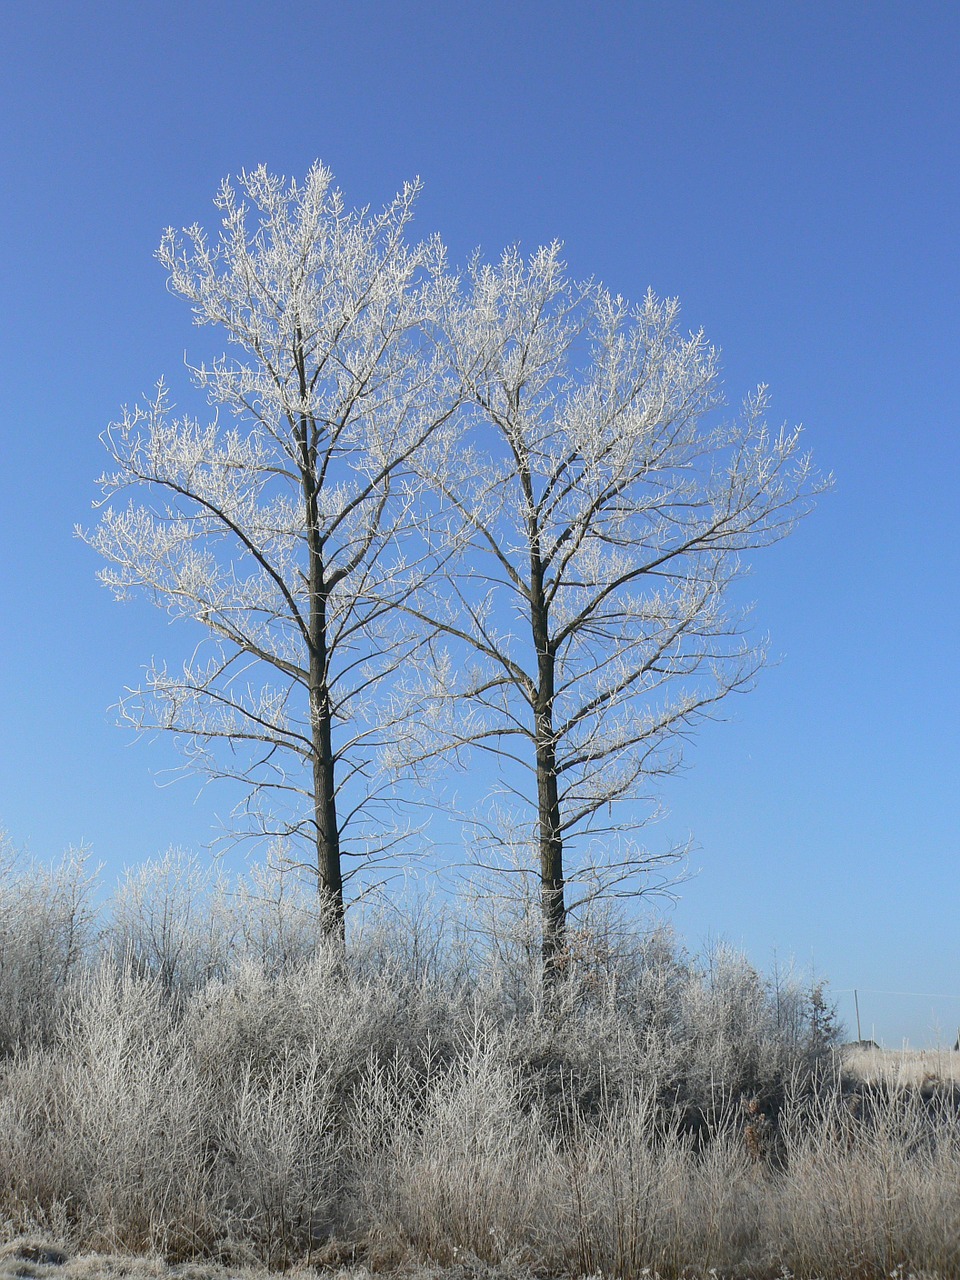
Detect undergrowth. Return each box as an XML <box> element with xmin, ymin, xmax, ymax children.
<box><xmin>0</xmin><ymin>841</ymin><xmax>957</xmax><ymax>1278</ymax></box>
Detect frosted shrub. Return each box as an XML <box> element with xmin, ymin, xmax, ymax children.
<box><xmin>0</xmin><ymin>863</ymin><xmax>899</xmax><ymax>1275</ymax></box>
<box><xmin>107</xmin><ymin>848</ymin><xmax>236</xmax><ymax>998</ymax></box>
<box><xmin>230</xmin><ymin>853</ymin><xmax>326</xmax><ymax>974</ymax></box>
<box><xmin>357</xmin><ymin>1029</ymin><xmax>563</xmax><ymax>1268</ymax></box>
<box><xmin>565</xmin><ymin>1089</ymin><xmax>762</xmax><ymax>1278</ymax></box>
<box><xmin>0</xmin><ymin>964</ymin><xmax>212</xmax><ymax>1255</ymax></box>
<box><xmin>777</xmin><ymin>1081</ymin><xmax>960</xmax><ymax>1278</ymax></box>
<box><xmin>0</xmin><ymin>838</ymin><xmax>97</xmax><ymax>1053</ymax></box>
<box><xmin>211</xmin><ymin>1041</ymin><xmax>338</xmax><ymax>1269</ymax></box>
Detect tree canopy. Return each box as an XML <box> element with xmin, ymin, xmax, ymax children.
<box><xmin>87</xmin><ymin>165</ymin><xmax>825</xmax><ymax>969</ymax></box>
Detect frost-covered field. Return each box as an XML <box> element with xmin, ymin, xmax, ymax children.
<box><xmin>0</xmin><ymin>1242</ymin><xmax>368</xmax><ymax>1280</ymax></box>
<box><xmin>1</xmin><ymin>849</ymin><xmax>959</xmax><ymax>1279</ymax></box>
<box><xmin>841</xmin><ymin>1043</ymin><xmax>960</xmax><ymax>1089</ymax></box>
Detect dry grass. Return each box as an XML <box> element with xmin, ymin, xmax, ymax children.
<box><xmin>0</xmin><ymin>847</ymin><xmax>958</xmax><ymax>1278</ymax></box>
<box><xmin>0</xmin><ymin>1238</ymin><xmax>370</xmax><ymax>1280</ymax></box>
<box><xmin>841</xmin><ymin>1043</ymin><xmax>960</xmax><ymax>1090</ymax></box>
<box><xmin>1</xmin><ymin>958</ymin><xmax>958</xmax><ymax>1278</ymax></box>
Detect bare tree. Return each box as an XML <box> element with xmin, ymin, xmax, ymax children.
<box><xmin>85</xmin><ymin>165</ymin><xmax>454</xmax><ymax>941</ymax></box>
<box><xmin>402</xmin><ymin>244</ymin><xmax>826</xmax><ymax>979</ymax></box>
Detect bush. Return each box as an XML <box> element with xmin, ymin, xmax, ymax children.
<box><xmin>11</xmin><ymin>848</ymin><xmax>960</xmax><ymax>1278</ymax></box>
<box><xmin>0</xmin><ymin>835</ymin><xmax>97</xmax><ymax>1054</ymax></box>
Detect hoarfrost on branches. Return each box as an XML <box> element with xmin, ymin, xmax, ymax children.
<box><xmin>86</xmin><ymin>167</ymin><xmax>826</xmax><ymax>969</ymax></box>
<box><xmin>397</xmin><ymin>244</ymin><xmax>826</xmax><ymax>976</ymax></box>
<box><xmin>85</xmin><ymin>165</ymin><xmax>456</xmax><ymax>939</ymax></box>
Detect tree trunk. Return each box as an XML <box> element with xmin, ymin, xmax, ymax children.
<box><xmin>528</xmin><ymin>502</ymin><xmax>566</xmax><ymax>985</ymax></box>
<box><xmin>535</xmin><ymin>700</ymin><xmax>566</xmax><ymax>982</ymax></box>
<box><xmin>310</xmin><ymin>674</ymin><xmax>345</xmax><ymax>944</ymax></box>
<box><xmin>302</xmin><ymin>410</ymin><xmax>346</xmax><ymax>947</ymax></box>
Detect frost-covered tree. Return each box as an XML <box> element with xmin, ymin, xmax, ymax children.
<box><xmin>404</xmin><ymin>245</ymin><xmax>825</xmax><ymax>979</ymax></box>
<box><xmin>86</xmin><ymin>165</ymin><xmax>454</xmax><ymax>940</ymax></box>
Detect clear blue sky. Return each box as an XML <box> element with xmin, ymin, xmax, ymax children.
<box><xmin>1</xmin><ymin>1</ymin><xmax>957</xmax><ymax>1046</ymax></box>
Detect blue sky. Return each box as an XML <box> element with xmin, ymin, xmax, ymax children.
<box><xmin>1</xmin><ymin>1</ymin><xmax>957</xmax><ymax>1045</ymax></box>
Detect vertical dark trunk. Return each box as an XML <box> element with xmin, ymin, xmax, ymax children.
<box><xmin>308</xmin><ymin>612</ymin><xmax>345</xmax><ymax>944</ymax></box>
<box><xmin>527</xmin><ymin>490</ymin><xmax>566</xmax><ymax>985</ymax></box>
<box><xmin>299</xmin><ymin>396</ymin><xmax>345</xmax><ymax>946</ymax></box>
<box><xmin>535</xmin><ymin>695</ymin><xmax>566</xmax><ymax>982</ymax></box>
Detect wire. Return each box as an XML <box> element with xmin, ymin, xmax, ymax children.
<box><xmin>834</xmin><ymin>988</ymin><xmax>960</xmax><ymax>1000</ymax></box>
